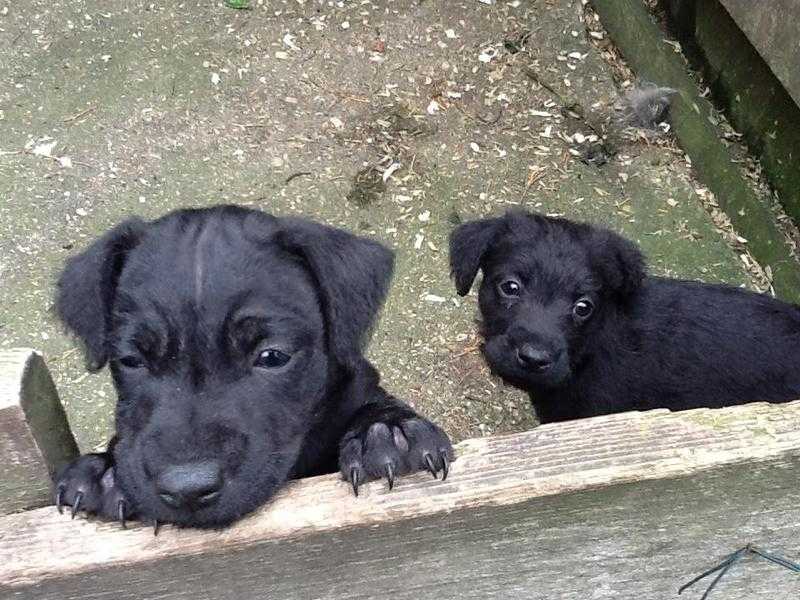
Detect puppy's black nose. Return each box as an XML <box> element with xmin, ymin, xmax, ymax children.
<box><xmin>516</xmin><ymin>344</ymin><xmax>554</xmax><ymax>371</ymax></box>
<box><xmin>156</xmin><ymin>461</ymin><xmax>223</xmax><ymax>509</ymax></box>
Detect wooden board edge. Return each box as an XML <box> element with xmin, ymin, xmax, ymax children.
<box><xmin>18</xmin><ymin>350</ymin><xmax>80</xmax><ymax>476</ymax></box>
<box><xmin>0</xmin><ymin>349</ymin><xmax>79</xmax><ymax>515</ymax></box>
<box><xmin>2</xmin><ymin>399</ymin><xmax>799</xmax><ymax>587</ymax></box>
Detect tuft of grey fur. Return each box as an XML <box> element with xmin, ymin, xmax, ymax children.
<box><xmin>622</xmin><ymin>83</ymin><xmax>679</xmax><ymax>129</ymax></box>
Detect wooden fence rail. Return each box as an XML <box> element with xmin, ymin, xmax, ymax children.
<box><xmin>1</xmin><ymin>387</ymin><xmax>799</xmax><ymax>598</ymax></box>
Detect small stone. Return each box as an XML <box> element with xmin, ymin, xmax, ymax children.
<box><xmin>282</xmin><ymin>33</ymin><xmax>298</xmax><ymax>50</ymax></box>
<box><xmin>478</xmin><ymin>47</ymin><xmax>497</xmax><ymax>63</ymax></box>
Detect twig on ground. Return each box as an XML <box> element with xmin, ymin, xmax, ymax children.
<box><xmin>285</xmin><ymin>171</ymin><xmax>313</xmax><ymax>185</ymax></box>
<box><xmin>63</xmin><ymin>107</ymin><xmax>96</xmax><ymax>123</ymax></box>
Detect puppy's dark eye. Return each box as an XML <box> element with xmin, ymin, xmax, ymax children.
<box><xmin>498</xmin><ymin>279</ymin><xmax>522</xmax><ymax>298</ymax></box>
<box><xmin>254</xmin><ymin>349</ymin><xmax>291</xmax><ymax>369</ymax></box>
<box><xmin>119</xmin><ymin>356</ymin><xmax>145</xmax><ymax>369</ymax></box>
<box><xmin>573</xmin><ymin>297</ymin><xmax>595</xmax><ymax>320</ymax></box>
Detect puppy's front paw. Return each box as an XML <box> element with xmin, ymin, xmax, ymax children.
<box><xmin>339</xmin><ymin>415</ymin><xmax>454</xmax><ymax>496</ymax></box>
<box><xmin>54</xmin><ymin>454</ymin><xmax>132</xmax><ymax>526</ymax></box>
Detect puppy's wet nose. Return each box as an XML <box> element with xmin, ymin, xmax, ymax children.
<box><xmin>516</xmin><ymin>344</ymin><xmax>554</xmax><ymax>371</ymax></box>
<box><xmin>156</xmin><ymin>461</ymin><xmax>223</xmax><ymax>509</ymax></box>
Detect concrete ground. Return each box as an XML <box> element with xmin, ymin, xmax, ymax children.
<box><xmin>0</xmin><ymin>0</ymin><xmax>754</xmax><ymax>452</ymax></box>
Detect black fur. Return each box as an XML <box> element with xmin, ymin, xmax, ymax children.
<box><xmin>54</xmin><ymin>206</ymin><xmax>453</xmax><ymax>528</ymax></box>
<box><xmin>450</xmin><ymin>210</ymin><xmax>800</xmax><ymax>423</ymax></box>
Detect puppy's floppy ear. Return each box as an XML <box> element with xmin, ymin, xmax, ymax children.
<box><xmin>449</xmin><ymin>216</ymin><xmax>505</xmax><ymax>296</ymax></box>
<box><xmin>277</xmin><ymin>218</ymin><xmax>395</xmax><ymax>365</ymax></box>
<box><xmin>56</xmin><ymin>218</ymin><xmax>146</xmax><ymax>371</ymax></box>
<box><xmin>590</xmin><ymin>228</ymin><xmax>646</xmax><ymax>299</ymax></box>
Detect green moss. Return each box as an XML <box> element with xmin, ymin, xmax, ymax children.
<box><xmin>666</xmin><ymin>1</ymin><xmax>800</xmax><ymax>226</ymax></box>
<box><xmin>593</xmin><ymin>0</ymin><xmax>800</xmax><ymax>302</ymax></box>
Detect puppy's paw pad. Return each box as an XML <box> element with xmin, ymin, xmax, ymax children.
<box><xmin>396</xmin><ymin>418</ymin><xmax>454</xmax><ymax>478</ymax></box>
<box><xmin>339</xmin><ymin>417</ymin><xmax>454</xmax><ymax>495</ymax></box>
<box><xmin>55</xmin><ymin>455</ymin><xmax>107</xmax><ymax>517</ymax></box>
<box><xmin>99</xmin><ymin>468</ymin><xmax>133</xmax><ymax>527</ymax></box>
<box><xmin>54</xmin><ymin>455</ymin><xmax>131</xmax><ymax>525</ymax></box>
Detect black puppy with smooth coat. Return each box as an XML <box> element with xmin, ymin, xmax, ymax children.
<box><xmin>450</xmin><ymin>210</ymin><xmax>800</xmax><ymax>423</ymax></box>
<box><xmin>55</xmin><ymin>205</ymin><xmax>453</xmax><ymax>528</ymax></box>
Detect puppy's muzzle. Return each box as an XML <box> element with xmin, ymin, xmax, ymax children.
<box><xmin>156</xmin><ymin>460</ymin><xmax>223</xmax><ymax>509</ymax></box>
<box><xmin>516</xmin><ymin>344</ymin><xmax>558</xmax><ymax>372</ymax></box>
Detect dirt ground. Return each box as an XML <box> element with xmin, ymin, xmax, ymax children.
<box><xmin>0</xmin><ymin>0</ymin><xmax>755</xmax><ymax>452</ymax></box>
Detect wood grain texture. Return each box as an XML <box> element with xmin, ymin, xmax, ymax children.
<box><xmin>720</xmin><ymin>0</ymin><xmax>800</xmax><ymax>107</ymax></box>
<box><xmin>0</xmin><ymin>349</ymin><xmax>79</xmax><ymax>515</ymax></box>
<box><xmin>5</xmin><ymin>458</ymin><xmax>800</xmax><ymax>599</ymax></box>
<box><xmin>1</xmin><ymin>400</ymin><xmax>800</xmax><ymax>594</ymax></box>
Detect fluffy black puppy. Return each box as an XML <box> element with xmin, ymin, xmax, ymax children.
<box><xmin>450</xmin><ymin>210</ymin><xmax>800</xmax><ymax>424</ymax></box>
<box><xmin>54</xmin><ymin>205</ymin><xmax>453</xmax><ymax>528</ymax></box>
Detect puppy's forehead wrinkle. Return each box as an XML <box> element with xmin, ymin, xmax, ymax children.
<box><xmin>191</xmin><ymin>215</ymin><xmax>245</xmax><ymax>308</ymax></box>
<box><xmin>113</xmin><ymin>210</ymin><xmax>325</xmax><ymax>369</ymax></box>
<box><xmin>228</xmin><ymin>311</ymin><xmax>316</xmax><ymax>353</ymax></box>
<box><xmin>488</xmin><ymin>239</ymin><xmax>594</xmax><ymax>300</ymax></box>
<box><xmin>193</xmin><ymin>218</ymin><xmax>215</xmax><ymax>309</ymax></box>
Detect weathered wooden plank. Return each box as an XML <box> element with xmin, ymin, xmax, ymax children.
<box><xmin>0</xmin><ymin>349</ymin><xmax>79</xmax><ymax>515</ymax></box>
<box><xmin>720</xmin><ymin>0</ymin><xmax>800</xmax><ymax>108</ymax></box>
<box><xmin>664</xmin><ymin>0</ymin><xmax>800</xmax><ymax>228</ymax></box>
<box><xmin>5</xmin><ymin>458</ymin><xmax>799</xmax><ymax>599</ymax></box>
<box><xmin>1</xmin><ymin>400</ymin><xmax>800</xmax><ymax>597</ymax></box>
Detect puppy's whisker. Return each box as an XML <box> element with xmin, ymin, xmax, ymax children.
<box><xmin>261</xmin><ymin>450</ymin><xmax>295</xmax><ymax>459</ymax></box>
